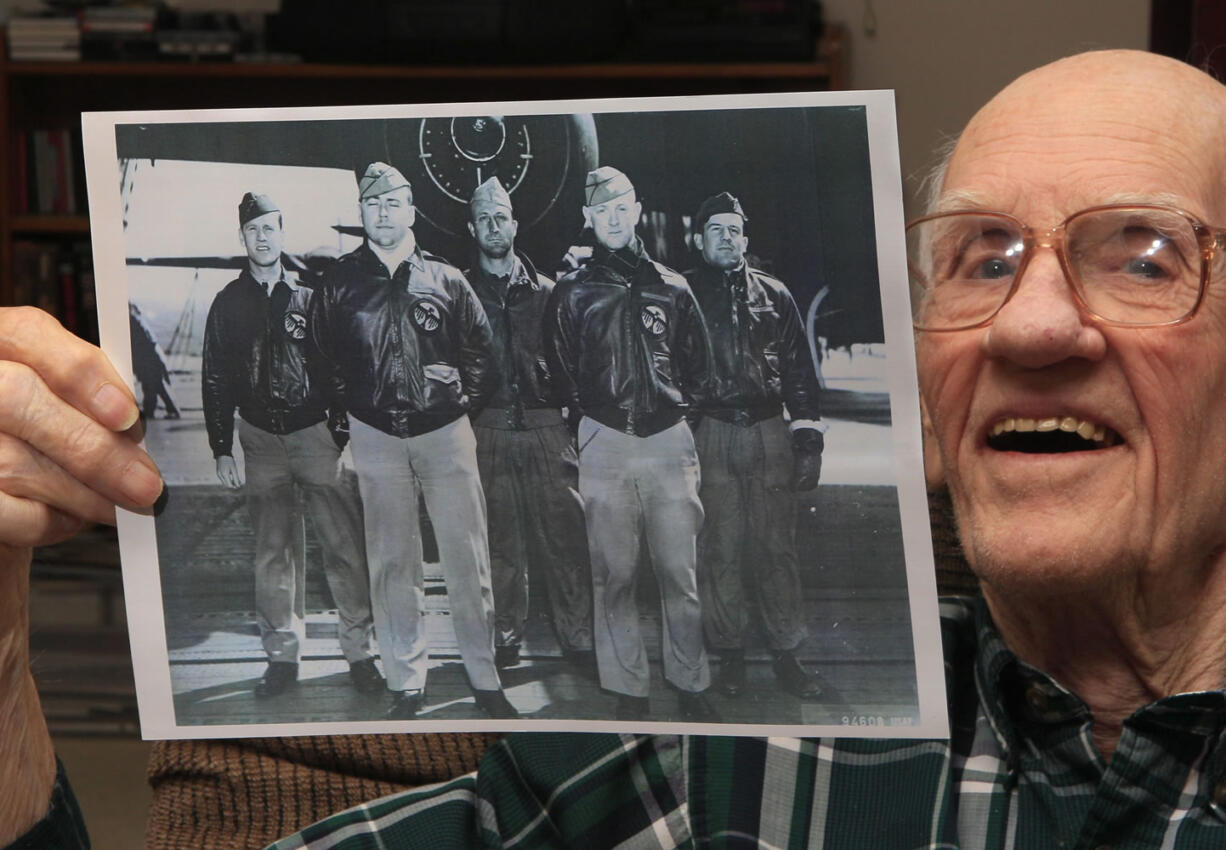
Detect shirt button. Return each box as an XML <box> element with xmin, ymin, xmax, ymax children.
<box><xmin>1212</xmin><ymin>778</ymin><xmax>1226</xmax><ymax>810</ymax></box>
<box><xmin>1024</xmin><ymin>684</ymin><xmax>1050</xmax><ymax>715</ymax></box>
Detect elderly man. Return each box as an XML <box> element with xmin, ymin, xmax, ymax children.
<box><xmin>463</xmin><ymin>177</ymin><xmax>594</xmax><ymax>672</ymax></box>
<box><xmin>309</xmin><ymin>163</ymin><xmax>517</xmax><ymax>720</ymax></box>
<box><xmin>546</xmin><ymin>166</ymin><xmax>717</xmax><ymax>722</ymax></box>
<box><xmin>686</xmin><ymin>191</ymin><xmax>825</xmax><ymax>700</ymax></box>
<box><xmin>9</xmin><ymin>49</ymin><xmax>1226</xmax><ymax>849</ymax></box>
<box><xmin>201</xmin><ymin>192</ymin><xmax>379</xmax><ymax>699</ymax></box>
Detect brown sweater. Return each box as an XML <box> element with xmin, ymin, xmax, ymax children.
<box><xmin>144</xmin><ymin>489</ymin><xmax>975</xmax><ymax>849</ymax></box>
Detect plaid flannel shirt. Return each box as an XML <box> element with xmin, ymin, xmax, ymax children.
<box><xmin>268</xmin><ymin>597</ymin><xmax>1226</xmax><ymax>850</ymax></box>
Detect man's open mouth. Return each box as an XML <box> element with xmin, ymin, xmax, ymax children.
<box><xmin>987</xmin><ymin>416</ymin><xmax>1121</xmax><ymax>453</ymax></box>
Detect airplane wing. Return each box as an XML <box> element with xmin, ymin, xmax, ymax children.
<box><xmin>124</xmin><ymin>252</ymin><xmax>336</xmax><ymax>282</ymax></box>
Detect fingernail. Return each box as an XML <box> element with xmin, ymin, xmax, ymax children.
<box><xmin>93</xmin><ymin>382</ymin><xmax>139</xmax><ymax>431</ymax></box>
<box><xmin>122</xmin><ymin>458</ymin><xmax>164</xmax><ymax>506</ymax></box>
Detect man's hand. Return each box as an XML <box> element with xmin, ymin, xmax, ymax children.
<box><xmin>216</xmin><ymin>455</ymin><xmax>243</xmax><ymax>489</ymax></box>
<box><xmin>0</xmin><ymin>307</ymin><xmax>162</xmax><ymax>843</ymax></box>
<box><xmin>0</xmin><ymin>307</ymin><xmax>162</xmax><ymax>544</ymax></box>
<box><xmin>792</xmin><ymin>427</ymin><xmax>824</xmax><ymax>492</ymax></box>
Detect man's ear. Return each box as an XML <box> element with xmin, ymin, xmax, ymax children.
<box><xmin>581</xmin><ymin>207</ymin><xmax>593</xmax><ymax>229</ymax></box>
<box><xmin>692</xmin><ymin>230</ymin><xmax>705</xmax><ymax>252</ymax></box>
<box><xmin>406</xmin><ymin>205</ymin><xmax>416</xmax><ymax>227</ymax></box>
<box><xmin>920</xmin><ymin>393</ymin><xmax>945</xmax><ymax>491</ymax></box>
<box><xmin>466</xmin><ymin>221</ymin><xmax>476</xmax><ymax>239</ymax></box>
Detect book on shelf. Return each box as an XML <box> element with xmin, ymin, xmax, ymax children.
<box><xmin>7</xmin><ymin>14</ymin><xmax>82</xmax><ymax>60</ymax></box>
<box><xmin>11</xmin><ymin>239</ymin><xmax>98</xmax><ymax>343</ymax></box>
<box><xmin>11</xmin><ymin>128</ymin><xmax>86</xmax><ymax>215</ymax></box>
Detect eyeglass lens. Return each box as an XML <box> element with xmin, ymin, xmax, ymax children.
<box><xmin>908</xmin><ymin>207</ymin><xmax>1204</xmax><ymax>328</ymax></box>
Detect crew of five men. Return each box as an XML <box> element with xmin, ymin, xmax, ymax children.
<box><xmin>200</xmin><ymin>159</ymin><xmax>826</xmax><ymax>723</ymax></box>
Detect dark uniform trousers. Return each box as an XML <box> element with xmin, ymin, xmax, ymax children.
<box><xmin>473</xmin><ymin>407</ymin><xmax>593</xmax><ymax>653</ymax></box>
<box><xmin>238</xmin><ymin>419</ymin><xmax>374</xmax><ymax>664</ymax></box>
<box><xmin>579</xmin><ymin>417</ymin><xmax>710</xmax><ymax>697</ymax></box>
<box><xmin>695</xmin><ymin>414</ymin><xmax>807</xmax><ymax>652</ymax></box>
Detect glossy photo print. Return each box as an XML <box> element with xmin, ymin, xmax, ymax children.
<box><xmin>81</xmin><ymin>90</ymin><xmax>944</xmax><ymax>739</ymax></box>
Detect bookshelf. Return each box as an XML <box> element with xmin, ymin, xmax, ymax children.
<box><xmin>0</xmin><ymin>23</ymin><xmax>845</xmax><ymax>325</ymax></box>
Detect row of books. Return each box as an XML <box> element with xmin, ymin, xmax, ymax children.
<box><xmin>12</xmin><ymin>239</ymin><xmax>98</xmax><ymax>344</ymax></box>
<box><xmin>7</xmin><ymin>6</ymin><xmax>158</xmax><ymax>62</ymax></box>
<box><xmin>11</xmin><ymin>128</ymin><xmax>88</xmax><ymax>215</ymax></box>
<box><xmin>7</xmin><ymin>14</ymin><xmax>80</xmax><ymax>61</ymax></box>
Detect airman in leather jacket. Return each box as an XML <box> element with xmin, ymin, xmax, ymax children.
<box><xmin>463</xmin><ymin>250</ymin><xmax>555</xmax><ymax>422</ymax></box>
<box><xmin>202</xmin><ymin>269</ymin><xmax>326</xmax><ymax>457</ymax></box>
<box><xmin>308</xmin><ymin>243</ymin><xmax>494</xmax><ymax>438</ymax></box>
<box><xmin>545</xmin><ymin>236</ymin><xmax>711</xmax><ymax>437</ymax></box>
<box><xmin>686</xmin><ymin>261</ymin><xmax>821</xmax><ymax>424</ymax></box>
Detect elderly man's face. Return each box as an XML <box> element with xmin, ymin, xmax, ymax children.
<box><xmin>361</xmin><ymin>186</ymin><xmax>414</xmax><ymax>249</ymax></box>
<box><xmin>585</xmin><ymin>190</ymin><xmax>641</xmax><ymax>252</ymax></box>
<box><xmin>916</xmin><ymin>53</ymin><xmax>1226</xmax><ymax>595</ymax></box>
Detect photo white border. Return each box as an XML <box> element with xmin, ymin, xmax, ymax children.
<box><xmin>84</xmin><ymin>88</ymin><xmax>948</xmax><ymax>741</ymax></box>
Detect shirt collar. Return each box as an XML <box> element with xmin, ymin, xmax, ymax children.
<box><xmin>242</xmin><ymin>267</ymin><xmax>298</xmax><ymax>293</ymax></box>
<box><xmin>471</xmin><ymin>253</ymin><xmax>535</xmax><ymax>292</ymax></box>
<box><xmin>968</xmin><ymin>595</ymin><xmax>1226</xmax><ymax>758</ymax></box>
<box><xmin>368</xmin><ymin>233</ymin><xmax>418</xmax><ymax>277</ymax></box>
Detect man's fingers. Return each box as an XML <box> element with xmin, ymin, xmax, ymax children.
<box><xmin>0</xmin><ymin>307</ymin><xmax>140</xmax><ymax>433</ymax></box>
<box><xmin>0</xmin><ymin>432</ymin><xmax>122</xmax><ymax>526</ymax></box>
<box><xmin>0</xmin><ymin>362</ymin><xmax>162</xmax><ymax>511</ymax></box>
<box><xmin>0</xmin><ymin>493</ymin><xmax>88</xmax><ymax>548</ymax></box>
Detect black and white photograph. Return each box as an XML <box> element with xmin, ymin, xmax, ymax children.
<box><xmin>82</xmin><ymin>90</ymin><xmax>944</xmax><ymax>739</ymax></box>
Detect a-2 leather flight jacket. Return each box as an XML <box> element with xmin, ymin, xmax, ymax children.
<box><xmin>545</xmin><ymin>237</ymin><xmax>711</xmax><ymax>437</ymax></box>
<box><xmin>686</xmin><ymin>262</ymin><xmax>821</xmax><ymax>426</ymax></box>
<box><xmin>308</xmin><ymin>242</ymin><xmax>494</xmax><ymax>438</ymax></box>
<box><xmin>463</xmin><ymin>250</ymin><xmax>557</xmax><ymax>428</ymax></box>
<box><xmin>202</xmin><ymin>270</ymin><xmax>328</xmax><ymax>458</ymax></box>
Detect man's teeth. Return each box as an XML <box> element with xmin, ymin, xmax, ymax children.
<box><xmin>990</xmin><ymin>416</ymin><xmax>1112</xmax><ymax>445</ymax></box>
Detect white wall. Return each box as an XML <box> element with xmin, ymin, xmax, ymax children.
<box><xmin>821</xmin><ymin>0</ymin><xmax>1151</xmax><ymax>213</ymax></box>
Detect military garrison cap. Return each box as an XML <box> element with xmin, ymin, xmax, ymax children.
<box><xmin>584</xmin><ymin>166</ymin><xmax>635</xmax><ymax>206</ymax></box>
<box><xmin>469</xmin><ymin>176</ymin><xmax>512</xmax><ymax>212</ymax></box>
<box><xmin>358</xmin><ymin>162</ymin><xmax>412</xmax><ymax>201</ymax></box>
<box><xmin>238</xmin><ymin>192</ymin><xmax>279</xmax><ymax>226</ymax></box>
<box><xmin>695</xmin><ymin>191</ymin><xmax>748</xmax><ymax>229</ymax></box>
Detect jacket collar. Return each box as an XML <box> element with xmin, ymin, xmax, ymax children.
<box><xmin>240</xmin><ymin>266</ymin><xmax>298</xmax><ymax>294</ymax></box>
<box><xmin>594</xmin><ymin>235</ymin><xmax>649</xmax><ymax>277</ymax></box>
<box><xmin>468</xmin><ymin>251</ymin><xmax>539</xmax><ymax>297</ymax></box>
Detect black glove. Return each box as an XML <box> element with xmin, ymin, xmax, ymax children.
<box><xmin>328</xmin><ymin>409</ymin><xmax>350</xmax><ymax>451</ymax></box>
<box><xmin>791</xmin><ymin>428</ymin><xmax>824</xmax><ymax>492</ymax></box>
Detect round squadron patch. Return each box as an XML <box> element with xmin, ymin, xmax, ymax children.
<box><xmin>283</xmin><ymin>311</ymin><xmax>307</xmax><ymax>340</ymax></box>
<box><xmin>412</xmin><ymin>299</ymin><xmax>442</xmax><ymax>334</ymax></box>
<box><xmin>641</xmin><ymin>304</ymin><xmax>668</xmax><ymax>337</ymax></box>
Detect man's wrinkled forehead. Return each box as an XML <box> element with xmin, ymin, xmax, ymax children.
<box><xmin>941</xmin><ymin>50</ymin><xmax>1226</xmax><ymax>221</ymax></box>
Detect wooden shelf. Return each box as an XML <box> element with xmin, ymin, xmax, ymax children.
<box><xmin>11</xmin><ymin>214</ymin><xmax>91</xmax><ymax>235</ymax></box>
<box><xmin>2</xmin><ymin>23</ymin><xmax>843</xmax><ymax>85</ymax></box>
<box><xmin>4</xmin><ymin>54</ymin><xmax>839</xmax><ymax>82</ymax></box>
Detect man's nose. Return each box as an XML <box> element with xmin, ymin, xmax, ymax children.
<box><xmin>981</xmin><ymin>250</ymin><xmax>1105</xmax><ymax>368</ymax></box>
